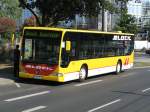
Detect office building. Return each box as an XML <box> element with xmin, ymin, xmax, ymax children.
<box><xmin>142</xmin><ymin>0</ymin><xmax>150</xmax><ymax>28</ymax></box>
<box><xmin>127</xmin><ymin>0</ymin><xmax>142</xmax><ymax>26</ymax></box>
<box><xmin>127</xmin><ymin>0</ymin><xmax>150</xmax><ymax>40</ymax></box>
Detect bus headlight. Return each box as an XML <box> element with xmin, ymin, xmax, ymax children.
<box><xmin>57</xmin><ymin>73</ymin><xmax>63</xmax><ymax>77</ymax></box>
<box><xmin>52</xmin><ymin>73</ymin><xmax>63</xmax><ymax>77</ymax></box>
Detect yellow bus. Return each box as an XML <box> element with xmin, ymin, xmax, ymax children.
<box><xmin>19</xmin><ymin>27</ymin><xmax>134</xmax><ymax>82</ymax></box>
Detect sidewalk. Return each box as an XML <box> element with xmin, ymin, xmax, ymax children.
<box><xmin>0</xmin><ymin>63</ymin><xmax>12</xmax><ymax>70</ymax></box>
<box><xmin>134</xmin><ymin>52</ymin><xmax>150</xmax><ymax>67</ymax></box>
<box><xmin>0</xmin><ymin>63</ymin><xmax>15</xmax><ymax>86</ymax></box>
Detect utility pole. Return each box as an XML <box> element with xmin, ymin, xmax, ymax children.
<box><xmin>146</xmin><ymin>31</ymin><xmax>149</xmax><ymax>49</ymax></box>
<box><xmin>101</xmin><ymin>0</ymin><xmax>108</xmax><ymax>32</ymax></box>
<box><xmin>101</xmin><ymin>0</ymin><xmax>105</xmax><ymax>31</ymax></box>
<box><xmin>75</xmin><ymin>14</ymin><xmax>78</xmax><ymax>29</ymax></box>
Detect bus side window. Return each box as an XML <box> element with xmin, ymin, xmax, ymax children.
<box><xmin>70</xmin><ymin>41</ymin><xmax>76</xmax><ymax>60</ymax></box>
<box><xmin>124</xmin><ymin>41</ymin><xmax>132</xmax><ymax>55</ymax></box>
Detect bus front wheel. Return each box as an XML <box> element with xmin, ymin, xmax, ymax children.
<box><xmin>115</xmin><ymin>61</ymin><xmax>122</xmax><ymax>74</ymax></box>
<box><xmin>79</xmin><ymin>66</ymin><xmax>87</xmax><ymax>82</ymax></box>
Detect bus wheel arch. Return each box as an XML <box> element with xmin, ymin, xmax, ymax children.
<box><xmin>79</xmin><ymin>64</ymin><xmax>88</xmax><ymax>82</ymax></box>
<box><xmin>115</xmin><ymin>60</ymin><xmax>122</xmax><ymax>74</ymax></box>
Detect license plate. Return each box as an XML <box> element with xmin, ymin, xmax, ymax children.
<box><xmin>34</xmin><ymin>75</ymin><xmax>42</xmax><ymax>79</ymax></box>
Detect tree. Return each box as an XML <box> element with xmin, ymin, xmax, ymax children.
<box><xmin>19</xmin><ymin>0</ymin><xmax>117</xmax><ymax>26</ymax></box>
<box><xmin>114</xmin><ymin>14</ymin><xmax>138</xmax><ymax>33</ymax></box>
<box><xmin>114</xmin><ymin>0</ymin><xmax>138</xmax><ymax>33</ymax></box>
<box><xmin>23</xmin><ymin>16</ymin><xmax>36</xmax><ymax>27</ymax></box>
<box><xmin>0</xmin><ymin>17</ymin><xmax>16</xmax><ymax>33</ymax></box>
<box><xmin>0</xmin><ymin>0</ymin><xmax>22</xmax><ymax>20</ymax></box>
<box><xmin>19</xmin><ymin>0</ymin><xmax>41</xmax><ymax>26</ymax></box>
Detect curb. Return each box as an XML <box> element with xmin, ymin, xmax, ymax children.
<box><xmin>0</xmin><ymin>78</ymin><xmax>14</xmax><ymax>86</ymax></box>
<box><xmin>133</xmin><ymin>66</ymin><xmax>150</xmax><ymax>69</ymax></box>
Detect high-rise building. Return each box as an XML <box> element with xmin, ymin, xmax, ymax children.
<box><xmin>127</xmin><ymin>0</ymin><xmax>150</xmax><ymax>29</ymax></box>
<box><xmin>142</xmin><ymin>0</ymin><xmax>150</xmax><ymax>28</ymax></box>
<box><xmin>75</xmin><ymin>0</ymin><xmax>118</xmax><ymax>31</ymax></box>
<box><xmin>127</xmin><ymin>0</ymin><xmax>142</xmax><ymax>27</ymax></box>
<box><xmin>127</xmin><ymin>0</ymin><xmax>150</xmax><ymax>40</ymax></box>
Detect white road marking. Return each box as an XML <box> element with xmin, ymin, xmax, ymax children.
<box><xmin>74</xmin><ymin>80</ymin><xmax>103</xmax><ymax>87</ymax></box>
<box><xmin>88</xmin><ymin>99</ymin><xmax>121</xmax><ymax>112</ymax></box>
<box><xmin>4</xmin><ymin>91</ymin><xmax>51</xmax><ymax>102</ymax></box>
<box><xmin>22</xmin><ymin>106</ymin><xmax>46</xmax><ymax>112</ymax></box>
<box><xmin>142</xmin><ymin>88</ymin><xmax>150</xmax><ymax>92</ymax></box>
<box><xmin>148</xmin><ymin>70</ymin><xmax>150</xmax><ymax>71</ymax></box>
<box><xmin>15</xmin><ymin>82</ymin><xmax>21</xmax><ymax>88</ymax></box>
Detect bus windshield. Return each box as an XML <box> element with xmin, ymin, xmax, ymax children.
<box><xmin>22</xmin><ymin>30</ymin><xmax>62</xmax><ymax>65</ymax></box>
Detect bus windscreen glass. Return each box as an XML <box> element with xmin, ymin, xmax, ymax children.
<box><xmin>22</xmin><ymin>30</ymin><xmax>62</xmax><ymax>65</ymax></box>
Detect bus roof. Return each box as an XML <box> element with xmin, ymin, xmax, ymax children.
<box><xmin>24</xmin><ymin>27</ymin><xmax>134</xmax><ymax>36</ymax></box>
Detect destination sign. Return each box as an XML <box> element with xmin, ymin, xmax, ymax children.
<box><xmin>25</xmin><ymin>31</ymin><xmax>38</xmax><ymax>37</ymax></box>
<box><xmin>25</xmin><ymin>30</ymin><xmax>61</xmax><ymax>38</ymax></box>
<box><xmin>113</xmin><ymin>35</ymin><xmax>131</xmax><ymax>41</ymax></box>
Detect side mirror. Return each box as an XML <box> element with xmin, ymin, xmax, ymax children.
<box><xmin>66</xmin><ymin>41</ymin><xmax>71</xmax><ymax>51</ymax></box>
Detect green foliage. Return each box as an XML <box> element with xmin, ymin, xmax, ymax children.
<box><xmin>23</xmin><ymin>16</ymin><xmax>36</xmax><ymax>27</ymax></box>
<box><xmin>113</xmin><ymin>0</ymin><xmax>138</xmax><ymax>34</ymax></box>
<box><xmin>19</xmin><ymin>0</ymin><xmax>118</xmax><ymax>26</ymax></box>
<box><xmin>0</xmin><ymin>17</ymin><xmax>16</xmax><ymax>33</ymax></box>
<box><xmin>0</xmin><ymin>0</ymin><xmax>22</xmax><ymax>19</ymax></box>
<box><xmin>114</xmin><ymin>14</ymin><xmax>138</xmax><ymax>34</ymax></box>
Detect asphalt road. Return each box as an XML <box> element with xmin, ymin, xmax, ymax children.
<box><xmin>0</xmin><ymin>67</ymin><xmax>150</xmax><ymax>112</ymax></box>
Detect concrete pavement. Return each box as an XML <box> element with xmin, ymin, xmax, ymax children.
<box><xmin>134</xmin><ymin>52</ymin><xmax>150</xmax><ymax>67</ymax></box>
<box><xmin>0</xmin><ymin>63</ymin><xmax>14</xmax><ymax>86</ymax></box>
<box><xmin>0</xmin><ymin>54</ymin><xmax>150</xmax><ymax>111</ymax></box>
<box><xmin>134</xmin><ymin>52</ymin><xmax>150</xmax><ymax>63</ymax></box>
<box><xmin>0</xmin><ymin>67</ymin><xmax>150</xmax><ymax>112</ymax></box>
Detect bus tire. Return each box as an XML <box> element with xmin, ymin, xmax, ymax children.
<box><xmin>115</xmin><ymin>61</ymin><xmax>122</xmax><ymax>74</ymax></box>
<box><xmin>79</xmin><ymin>66</ymin><xmax>87</xmax><ymax>82</ymax></box>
